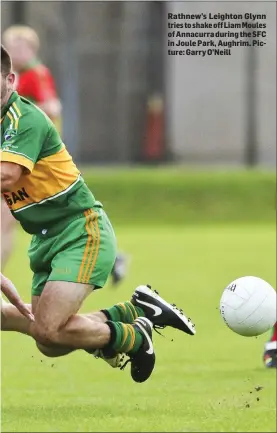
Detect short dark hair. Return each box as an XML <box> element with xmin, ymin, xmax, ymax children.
<box><xmin>1</xmin><ymin>45</ymin><xmax>12</xmax><ymax>76</ymax></box>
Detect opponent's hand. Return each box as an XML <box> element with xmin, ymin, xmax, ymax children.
<box><xmin>0</xmin><ymin>273</ymin><xmax>34</xmax><ymax>321</ymax></box>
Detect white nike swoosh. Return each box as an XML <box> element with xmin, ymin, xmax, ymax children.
<box><xmin>135</xmin><ymin>299</ymin><xmax>163</xmax><ymax>317</ymax></box>
<box><xmin>136</xmin><ymin>322</ymin><xmax>154</xmax><ymax>355</ymax></box>
<box><xmin>145</xmin><ymin>335</ymin><xmax>154</xmax><ymax>355</ymax></box>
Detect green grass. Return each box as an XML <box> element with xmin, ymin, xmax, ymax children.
<box><xmin>81</xmin><ymin>168</ymin><xmax>276</xmax><ymax>225</ymax></box>
<box><xmin>1</xmin><ymin>224</ymin><xmax>276</xmax><ymax>432</ymax></box>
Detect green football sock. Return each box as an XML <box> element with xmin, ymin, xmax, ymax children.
<box><xmin>106</xmin><ymin>321</ymin><xmax>143</xmax><ymax>355</ymax></box>
<box><xmin>102</xmin><ymin>301</ymin><xmax>145</xmax><ymax>323</ymax></box>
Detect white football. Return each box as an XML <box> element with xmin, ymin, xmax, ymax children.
<box><xmin>220</xmin><ymin>276</ymin><xmax>276</xmax><ymax>337</ymax></box>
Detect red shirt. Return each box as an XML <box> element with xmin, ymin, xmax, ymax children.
<box><xmin>16</xmin><ymin>59</ymin><xmax>61</xmax><ymax>133</ymax></box>
<box><xmin>17</xmin><ymin>59</ymin><xmax>58</xmax><ymax>104</ymax></box>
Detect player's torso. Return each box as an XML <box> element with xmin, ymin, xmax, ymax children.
<box><xmin>2</xmin><ymin>144</ymin><xmax>81</xmax><ymax>214</ymax></box>
<box><xmin>1</xmin><ymin>93</ymin><xmax>95</xmax><ymax>234</ymax></box>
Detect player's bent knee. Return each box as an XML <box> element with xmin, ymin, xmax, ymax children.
<box><xmin>36</xmin><ymin>342</ymin><xmax>66</xmax><ymax>357</ymax></box>
<box><xmin>32</xmin><ymin>324</ymin><xmax>58</xmax><ymax>347</ymax></box>
<box><xmin>36</xmin><ymin>342</ymin><xmax>56</xmax><ymax>357</ymax></box>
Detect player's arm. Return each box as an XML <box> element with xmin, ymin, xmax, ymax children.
<box><xmin>1</xmin><ymin>162</ymin><xmax>23</xmax><ymax>192</ymax></box>
<box><xmin>1</xmin><ymin>110</ymin><xmax>46</xmax><ymax>191</ymax></box>
<box><xmin>0</xmin><ymin>273</ymin><xmax>34</xmax><ymax>321</ymax></box>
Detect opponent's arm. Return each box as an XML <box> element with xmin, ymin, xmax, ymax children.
<box><xmin>1</xmin><ymin>162</ymin><xmax>23</xmax><ymax>192</ymax></box>
<box><xmin>0</xmin><ymin>273</ymin><xmax>34</xmax><ymax>321</ymax></box>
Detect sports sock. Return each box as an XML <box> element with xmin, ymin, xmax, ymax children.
<box><xmin>269</xmin><ymin>322</ymin><xmax>277</xmax><ymax>342</ymax></box>
<box><xmin>102</xmin><ymin>301</ymin><xmax>145</xmax><ymax>323</ymax></box>
<box><xmin>105</xmin><ymin>321</ymin><xmax>143</xmax><ymax>355</ymax></box>
<box><xmin>264</xmin><ymin>323</ymin><xmax>277</xmax><ymax>352</ymax></box>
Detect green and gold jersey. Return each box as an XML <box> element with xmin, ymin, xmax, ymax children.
<box><xmin>0</xmin><ymin>91</ymin><xmax>96</xmax><ymax>234</ymax></box>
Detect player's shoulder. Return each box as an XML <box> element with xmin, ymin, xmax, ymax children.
<box><xmin>10</xmin><ymin>93</ymin><xmax>51</xmax><ymax>129</ymax></box>
<box><xmin>33</xmin><ymin>63</ymin><xmax>54</xmax><ymax>80</ymax></box>
<box><xmin>20</xmin><ymin>63</ymin><xmax>54</xmax><ymax>84</ymax></box>
<box><xmin>15</xmin><ymin>94</ymin><xmax>43</xmax><ymax>117</ymax></box>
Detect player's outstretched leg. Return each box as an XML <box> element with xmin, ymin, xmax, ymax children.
<box><xmin>36</xmin><ymin>315</ymin><xmax>156</xmax><ymax>382</ymax></box>
<box><xmin>29</xmin><ymin>281</ymin><xmax>155</xmax><ymax>382</ymax></box>
<box><xmin>1</xmin><ymin>300</ymin><xmax>122</xmax><ymax>366</ymax></box>
<box><xmin>101</xmin><ymin>284</ymin><xmax>196</xmax><ymax>335</ymax></box>
<box><xmin>2</xmin><ymin>298</ymin><xmax>155</xmax><ymax>382</ymax></box>
<box><xmin>88</xmin><ymin>284</ymin><xmax>195</xmax><ymax>367</ymax></box>
<box><xmin>263</xmin><ymin>323</ymin><xmax>277</xmax><ymax>368</ymax></box>
<box><xmin>2</xmin><ymin>283</ymin><xmax>195</xmax><ymax>372</ymax></box>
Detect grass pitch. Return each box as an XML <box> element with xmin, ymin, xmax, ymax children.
<box><xmin>1</xmin><ymin>224</ymin><xmax>276</xmax><ymax>432</ymax></box>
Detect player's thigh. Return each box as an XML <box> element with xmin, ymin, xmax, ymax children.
<box><xmin>31</xmin><ymin>270</ymin><xmax>91</xmax><ymax>328</ymax></box>
<box><xmin>34</xmin><ymin>280</ymin><xmax>92</xmax><ymax>334</ymax></box>
<box><xmin>31</xmin><ymin>271</ymin><xmax>50</xmax><ymax>312</ymax></box>
<box><xmin>32</xmin><ymin>296</ymin><xmax>40</xmax><ymax>315</ymax></box>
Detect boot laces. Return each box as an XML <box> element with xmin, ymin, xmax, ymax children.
<box><xmin>119</xmin><ymin>357</ymin><xmax>131</xmax><ymax>371</ymax></box>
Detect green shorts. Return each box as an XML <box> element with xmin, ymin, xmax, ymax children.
<box><xmin>28</xmin><ymin>206</ymin><xmax>117</xmax><ymax>296</ymax></box>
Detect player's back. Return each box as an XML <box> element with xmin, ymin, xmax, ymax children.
<box><xmin>1</xmin><ymin>91</ymin><xmax>96</xmax><ymax>235</ymax></box>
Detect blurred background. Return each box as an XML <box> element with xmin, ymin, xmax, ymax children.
<box><xmin>1</xmin><ymin>0</ymin><xmax>276</xmax><ymax>166</ymax></box>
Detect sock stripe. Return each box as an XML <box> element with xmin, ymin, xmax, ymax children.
<box><xmin>118</xmin><ymin>303</ymin><xmax>127</xmax><ymax>313</ymax></box>
<box><xmin>121</xmin><ymin>324</ymin><xmax>129</xmax><ymax>346</ymax></box>
<box><xmin>106</xmin><ymin>322</ymin><xmax>143</xmax><ymax>355</ymax></box>
<box><xmin>125</xmin><ymin>303</ymin><xmax>136</xmax><ymax>321</ymax></box>
<box><xmin>125</xmin><ymin>324</ymin><xmax>136</xmax><ymax>352</ymax></box>
<box><xmin>104</xmin><ymin>301</ymin><xmax>146</xmax><ymax>324</ymax></box>
<box><xmin>127</xmin><ymin>302</ymin><xmax>138</xmax><ymax>320</ymax></box>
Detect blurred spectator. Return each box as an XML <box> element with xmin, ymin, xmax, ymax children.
<box><xmin>2</xmin><ymin>25</ymin><xmax>62</xmax><ymax>132</ymax></box>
